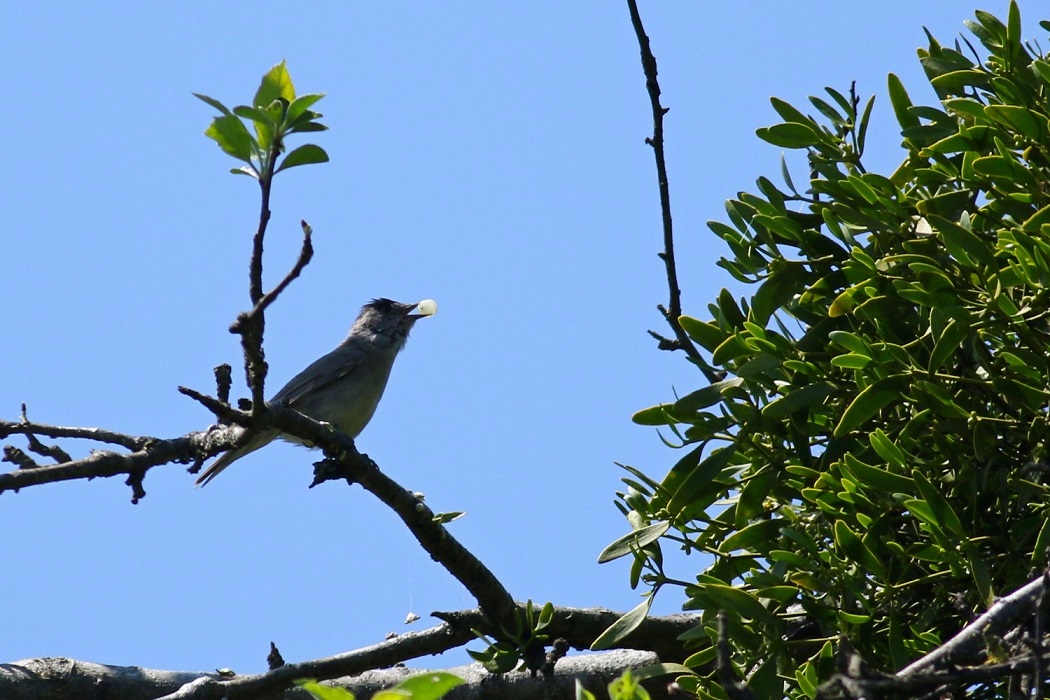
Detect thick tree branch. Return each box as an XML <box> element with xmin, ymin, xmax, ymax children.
<box><xmin>1</xmin><ymin>648</ymin><xmax>670</xmax><ymax>700</ymax></box>
<box><xmin>159</xmin><ymin>623</ymin><xmax>472</xmax><ymax>699</ymax></box>
<box><xmin>434</xmin><ymin>606</ymin><xmax>700</xmax><ymax>662</ymax></box>
<box><xmin>815</xmin><ymin>572</ymin><xmax>1050</xmax><ymax>698</ymax></box>
<box><xmin>896</xmin><ymin>572</ymin><xmax>1048</xmax><ymax>679</ymax></box>
<box><xmin>1</xmin><ymin>400</ymin><xmax>518</xmax><ymax>639</ymax></box>
<box><xmin>1</xmin><ymin>608</ymin><xmax>699</xmax><ymax>699</ymax></box>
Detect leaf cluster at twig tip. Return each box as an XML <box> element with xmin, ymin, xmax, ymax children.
<box><xmin>194</xmin><ymin>60</ymin><xmax>329</xmax><ymax>183</ymax></box>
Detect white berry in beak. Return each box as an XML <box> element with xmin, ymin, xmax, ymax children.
<box><xmin>414</xmin><ymin>299</ymin><xmax>438</xmax><ymax>317</ymax></box>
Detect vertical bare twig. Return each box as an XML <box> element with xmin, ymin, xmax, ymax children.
<box><xmin>240</xmin><ymin>140</ymin><xmax>282</xmax><ymax>417</ymax></box>
<box><xmin>716</xmin><ymin>610</ymin><xmax>757</xmax><ymax>700</ymax></box>
<box><xmin>626</xmin><ymin>1</ymin><xmax>723</xmax><ymax>385</ymax></box>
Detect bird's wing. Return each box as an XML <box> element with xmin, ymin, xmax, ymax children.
<box><xmin>271</xmin><ymin>342</ymin><xmax>368</xmax><ymax>406</ymax></box>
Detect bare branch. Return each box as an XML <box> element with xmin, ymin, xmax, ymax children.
<box><xmin>1</xmin><ymin>647</ymin><xmax>668</xmax><ymax>700</ymax></box>
<box><xmin>232</xmin><ymin>217</ymin><xmax>315</xmax><ymax>424</ymax></box>
<box><xmin>214</xmin><ymin>364</ymin><xmax>233</xmax><ymax>406</ymax></box>
<box><xmin>158</xmin><ymin>623</ymin><xmax>471</xmax><ymax>699</ymax></box>
<box><xmin>0</xmin><ymin>431</ymin><xmax>217</xmax><ymax>498</ymax></box>
<box><xmin>261</xmin><ymin>404</ymin><xmax>518</xmax><ymax>626</ymax></box>
<box><xmin>0</xmin><ymin>417</ymin><xmax>151</xmax><ymax>452</ymax></box>
<box><xmin>715</xmin><ymin>610</ymin><xmax>756</xmax><ymax>700</ymax></box>
<box><xmin>177</xmin><ymin>385</ymin><xmax>249</xmax><ymax>425</ymax></box>
<box><xmin>625</xmin><ymin>1</ymin><xmax>723</xmax><ymax>384</ymax></box>
<box><xmin>897</xmin><ymin>573</ymin><xmax>1048</xmax><ymax>678</ymax></box>
<box><xmin>232</xmin><ymin>220</ymin><xmax>314</xmax><ymax>336</ymax></box>
<box><xmin>434</xmin><ymin>606</ymin><xmax>699</xmax><ymax>661</ymax></box>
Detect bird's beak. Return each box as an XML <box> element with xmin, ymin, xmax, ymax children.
<box><xmin>408</xmin><ymin>298</ymin><xmax>438</xmax><ymax>318</ymax></box>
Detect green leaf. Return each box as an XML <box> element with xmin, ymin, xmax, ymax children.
<box><xmin>769</xmin><ymin>96</ymin><xmax>813</xmax><ymax>125</ymax></box>
<box><xmin>699</xmin><ymin>583</ymin><xmax>780</xmax><ymax>626</ymax></box>
<box><xmin>275</xmin><ymin>144</ymin><xmax>330</xmax><ymax>173</ymax></box>
<box><xmin>432</xmin><ymin>511</ymin><xmax>465</xmax><ymax>524</ymax></box>
<box><xmin>683</xmin><ymin>646</ymin><xmax>717</xmax><ymax>667</ymax></box>
<box><xmin>288</xmin><ymin>92</ymin><xmax>326</xmax><ymax>122</ymax></box>
<box><xmin>678</xmin><ymin>315</ymin><xmax>724</xmax><ymax>351</ymax></box>
<box><xmin>912</xmin><ymin>470</ymin><xmax>965</xmax><ymax>536</ymax></box>
<box><xmin>834</xmin><ymin>520</ymin><xmax>886</xmax><ymax>578</ymax></box>
<box><xmin>926</xmin><ymin>214</ymin><xmax>994</xmax><ymax>268</ymax></box>
<box><xmin>598</xmin><ymin>521</ymin><xmax>670</xmax><ymax>563</ymax></box>
<box><xmin>591</xmin><ymin>598</ymin><xmax>652</xmax><ymax>650</ymax></box>
<box><xmin>828</xmin><ymin>331</ymin><xmax>871</xmax><ymax>356</ymax></box>
<box><xmin>830</xmin><ymin>353</ymin><xmax>871</xmax><ymax>370</ymax></box>
<box><xmin>667</xmin><ymin>445</ymin><xmax>738</xmax><ymax>515</ymax></box>
<box><xmin>719</xmin><ymin>518</ymin><xmax>781</xmax><ymax>553</ymax></box>
<box><xmin>930</xmin><ymin>69</ymin><xmax>992</xmax><ymax>93</ymax></box>
<box><xmin>887</xmin><ymin>73</ymin><xmax>920</xmax><ymax>130</ymax></box>
<box><xmin>289</xmin><ymin>121</ymin><xmax>329</xmax><ymax>133</ymax></box>
<box><xmin>984</xmin><ymin>105</ymin><xmax>1044</xmax><ymax>139</ymax></box>
<box><xmin>929</xmin><ymin>317</ymin><xmax>969</xmax><ymax>372</ymax></box>
<box><xmin>834</xmin><ymin>376</ymin><xmax>907</xmax><ymax>437</ymax></box>
<box><xmin>916</xmin><ymin>190</ymin><xmax>973</xmax><ymax>220</ymax></box>
<box><xmin>736</xmin><ymin>468</ymin><xmax>776</xmax><ymax>523</ymax></box>
<box><xmin>868</xmin><ymin>430</ymin><xmax>909</xmax><ymax>470</ymax></box>
<box><xmin>631</xmin><ymin>404</ymin><xmax>674</xmax><ymax>426</ymax></box>
<box><xmin>839</xmin><ymin>455</ymin><xmax>915</xmax><ymax>493</ymax></box>
<box><xmin>204</xmin><ymin>114</ymin><xmax>256</xmax><ymax>163</ymax></box>
<box><xmin>193</xmin><ymin>92</ymin><xmax>234</xmax><ymax>116</ymax></box>
<box><xmin>296</xmin><ymin>680</ymin><xmax>356</xmax><ymax>700</ymax></box>
<box><xmin>233</xmin><ymin>105</ymin><xmax>277</xmax><ymax>128</ymax></box>
<box><xmin>255</xmin><ymin>59</ymin><xmax>296</xmax><ymax>108</ymax></box>
<box><xmin>967</xmin><ymin>548</ymin><xmax>995</xmax><ymax>608</ymax></box>
<box><xmin>373</xmin><ymin>672</ymin><xmax>464</xmax><ymax>700</ymax></box>
<box><xmin>607</xmin><ymin>669</ymin><xmax>652</xmax><ymax>700</ymax></box>
<box><xmin>1022</xmin><ymin>204</ymin><xmax>1050</xmax><ymax>232</ymax></box>
<box><xmin>795</xmin><ymin>663</ymin><xmax>817</xmax><ymax>699</ymax></box>
<box><xmin>674</xmin><ymin>377</ymin><xmax>744</xmax><ymax>412</ymax></box>
<box><xmin>761</xmin><ymin>382</ymin><xmax>836</xmax><ymax>419</ymax></box>
<box><xmin>576</xmin><ymin>679</ymin><xmax>598</xmax><ymax>700</ymax></box>
<box><xmin>838</xmin><ymin>610</ymin><xmax>872</xmax><ymax>625</ymax></box>
<box><xmin>904</xmin><ymin>498</ymin><xmax>943</xmax><ymax>534</ymax></box>
<box><xmin>756</xmin><ymin>122</ymin><xmax>821</xmax><ymax>149</ymax></box>
<box><xmin>1007</xmin><ymin>0</ymin><xmax>1022</xmax><ymax>56</ymax></box>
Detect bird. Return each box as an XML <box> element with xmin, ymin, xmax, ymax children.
<box><xmin>196</xmin><ymin>297</ymin><xmax>437</xmax><ymax>486</ymax></box>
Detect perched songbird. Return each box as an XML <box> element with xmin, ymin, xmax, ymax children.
<box><xmin>196</xmin><ymin>297</ymin><xmax>437</xmax><ymax>486</ymax></box>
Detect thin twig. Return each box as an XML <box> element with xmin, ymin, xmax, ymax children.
<box><xmin>230</xmin><ymin>220</ymin><xmax>314</xmax><ymax>336</ymax></box>
<box><xmin>18</xmin><ymin>404</ymin><xmax>72</xmax><ymax>463</ymax></box>
<box><xmin>1037</xmin><ymin>571</ymin><xmax>1048</xmax><ymax>700</ymax></box>
<box><xmin>625</xmin><ymin>0</ymin><xmax>721</xmax><ymax>383</ymax></box>
<box><xmin>715</xmin><ymin>610</ymin><xmax>757</xmax><ymax>700</ymax></box>
<box><xmin>177</xmin><ymin>386</ymin><xmax>249</xmax><ymax>426</ymax></box>
<box><xmin>239</xmin><ymin>137</ymin><xmax>283</xmax><ymax>418</ymax></box>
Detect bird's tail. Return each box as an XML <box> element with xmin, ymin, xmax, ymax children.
<box><xmin>195</xmin><ymin>428</ymin><xmax>277</xmax><ymax>487</ymax></box>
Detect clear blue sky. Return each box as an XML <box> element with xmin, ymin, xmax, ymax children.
<box><xmin>0</xmin><ymin>1</ymin><xmax>1038</xmax><ymax>675</ymax></box>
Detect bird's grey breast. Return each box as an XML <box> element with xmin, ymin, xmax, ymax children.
<box><xmin>271</xmin><ymin>341</ymin><xmax>399</xmax><ymax>438</ymax></box>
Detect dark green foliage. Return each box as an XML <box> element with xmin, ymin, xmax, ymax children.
<box><xmin>605</xmin><ymin>4</ymin><xmax>1050</xmax><ymax>697</ymax></box>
